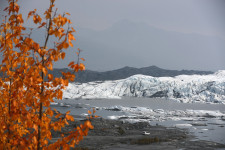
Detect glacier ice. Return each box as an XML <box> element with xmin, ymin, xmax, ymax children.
<box><xmin>63</xmin><ymin>70</ymin><xmax>225</xmax><ymax>104</ymax></box>
<box><xmin>104</xmin><ymin>105</ymin><xmax>225</xmax><ymax>123</ymax></box>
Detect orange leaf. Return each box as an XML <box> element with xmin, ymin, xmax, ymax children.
<box><xmin>88</xmin><ymin>110</ymin><xmax>92</xmax><ymax>115</ymax></box>
<box><xmin>63</xmin><ymin>42</ymin><xmax>69</xmax><ymax>49</ymax></box>
<box><xmin>48</xmin><ymin>74</ymin><xmax>53</xmax><ymax>81</ymax></box>
<box><xmin>68</xmin><ymin>33</ymin><xmax>75</xmax><ymax>41</ymax></box>
<box><xmin>93</xmin><ymin>108</ymin><xmax>96</xmax><ymax>114</ymax></box>
<box><xmin>79</xmin><ymin>63</ymin><xmax>85</xmax><ymax>71</ymax></box>
<box><xmin>43</xmin><ymin>140</ymin><xmax>48</xmax><ymax>145</ymax></box>
<box><xmin>55</xmin><ymin>113</ymin><xmax>61</xmax><ymax>118</ymax></box>
<box><xmin>85</xmin><ymin>120</ymin><xmax>94</xmax><ymax>129</ymax></box>
<box><xmin>66</xmin><ymin>115</ymin><xmax>74</xmax><ymax>121</ymax></box>
<box><xmin>42</xmin><ymin>67</ymin><xmax>47</xmax><ymax>75</ymax></box>
<box><xmin>61</xmin><ymin>52</ymin><xmax>66</xmax><ymax>59</ymax></box>
<box><xmin>33</xmin><ymin>124</ymin><xmax>38</xmax><ymax>132</ymax></box>
<box><xmin>65</xmin><ymin>12</ymin><xmax>70</xmax><ymax>16</ymax></box>
<box><xmin>61</xmin><ymin>79</ymin><xmax>68</xmax><ymax>86</ymax></box>
<box><xmin>71</xmin><ymin>27</ymin><xmax>76</xmax><ymax>32</ymax></box>
<box><xmin>33</xmin><ymin>136</ymin><xmax>37</xmax><ymax>144</ymax></box>
<box><xmin>80</xmin><ymin>58</ymin><xmax>85</xmax><ymax>61</ymax></box>
<box><xmin>38</xmin><ymin>22</ymin><xmax>46</xmax><ymax>28</ymax></box>
<box><xmin>49</xmin><ymin>62</ymin><xmax>53</xmax><ymax>70</ymax></box>
<box><xmin>68</xmin><ymin>61</ymin><xmax>74</xmax><ymax>67</ymax></box>
<box><xmin>69</xmin><ymin>41</ymin><xmax>73</xmax><ymax>47</ymax></box>
<box><xmin>58</xmin><ymin>90</ymin><xmax>63</xmax><ymax>99</ymax></box>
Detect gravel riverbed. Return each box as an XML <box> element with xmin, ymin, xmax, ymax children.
<box><xmin>51</xmin><ymin>117</ymin><xmax>225</xmax><ymax>150</ymax></box>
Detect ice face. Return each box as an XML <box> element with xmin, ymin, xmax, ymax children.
<box><xmin>63</xmin><ymin>71</ymin><xmax>225</xmax><ymax>104</ymax></box>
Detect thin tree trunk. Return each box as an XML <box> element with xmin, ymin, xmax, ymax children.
<box><xmin>37</xmin><ymin>1</ymin><xmax>52</xmax><ymax>148</ymax></box>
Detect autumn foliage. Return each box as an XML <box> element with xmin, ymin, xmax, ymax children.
<box><xmin>0</xmin><ymin>0</ymin><xmax>94</xmax><ymax>149</ymax></box>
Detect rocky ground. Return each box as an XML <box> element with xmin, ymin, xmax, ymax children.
<box><xmin>51</xmin><ymin>117</ymin><xmax>225</xmax><ymax>150</ymax></box>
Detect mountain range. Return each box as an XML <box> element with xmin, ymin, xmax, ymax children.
<box><xmin>49</xmin><ymin>66</ymin><xmax>213</xmax><ymax>83</ymax></box>
<box><xmin>68</xmin><ymin>19</ymin><xmax>225</xmax><ymax>71</ymax></box>
<box><xmin>0</xmin><ymin>66</ymin><xmax>212</xmax><ymax>83</ymax></box>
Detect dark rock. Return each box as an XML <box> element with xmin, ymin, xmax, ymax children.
<box><xmin>150</xmin><ymin>90</ymin><xmax>168</xmax><ymax>98</ymax></box>
<box><xmin>191</xmin><ymin>122</ymin><xmax>207</xmax><ymax>126</ymax></box>
<box><xmin>173</xmin><ymin>90</ymin><xmax>182</xmax><ymax>98</ymax></box>
<box><xmin>105</xmin><ymin>108</ymin><xmax>121</xmax><ymax>111</ymax></box>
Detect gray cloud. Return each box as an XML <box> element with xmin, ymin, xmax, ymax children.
<box><xmin>0</xmin><ymin>0</ymin><xmax>225</xmax><ymax>71</ymax></box>
<box><xmin>9</xmin><ymin>0</ymin><xmax>225</xmax><ymax>38</ymax></box>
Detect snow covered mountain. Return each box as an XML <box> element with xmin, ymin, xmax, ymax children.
<box><xmin>63</xmin><ymin>70</ymin><xmax>225</xmax><ymax>104</ymax></box>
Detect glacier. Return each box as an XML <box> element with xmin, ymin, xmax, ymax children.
<box><xmin>63</xmin><ymin>70</ymin><xmax>225</xmax><ymax>104</ymax></box>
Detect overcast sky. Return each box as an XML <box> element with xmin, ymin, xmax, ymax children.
<box><xmin>1</xmin><ymin>0</ymin><xmax>225</xmax><ymax>71</ymax></box>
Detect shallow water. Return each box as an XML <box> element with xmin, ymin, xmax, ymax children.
<box><xmin>52</xmin><ymin>97</ymin><xmax>225</xmax><ymax>144</ymax></box>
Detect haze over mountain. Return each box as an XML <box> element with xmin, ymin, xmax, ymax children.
<box><xmin>1</xmin><ymin>19</ymin><xmax>223</xmax><ymax>72</ymax></box>
<box><xmin>54</xmin><ymin>19</ymin><xmax>225</xmax><ymax>72</ymax></box>
<box><xmin>5</xmin><ymin>19</ymin><xmax>224</xmax><ymax>72</ymax></box>
<box><xmin>1</xmin><ymin>0</ymin><xmax>225</xmax><ymax>72</ymax></box>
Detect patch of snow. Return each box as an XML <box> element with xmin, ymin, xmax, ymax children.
<box><xmin>142</xmin><ymin>131</ymin><xmax>150</xmax><ymax>135</ymax></box>
<box><xmin>175</xmin><ymin>124</ymin><xmax>192</xmax><ymax>127</ymax></box>
<box><xmin>50</xmin><ymin>102</ymin><xmax>58</xmax><ymax>105</ymax></box>
<box><xmin>201</xmin><ymin>129</ymin><xmax>208</xmax><ymax>131</ymax></box>
<box><xmin>107</xmin><ymin>115</ymin><xmax>120</xmax><ymax>120</ymax></box>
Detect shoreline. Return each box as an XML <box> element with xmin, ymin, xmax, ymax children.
<box><xmin>51</xmin><ymin>117</ymin><xmax>225</xmax><ymax>150</ymax></box>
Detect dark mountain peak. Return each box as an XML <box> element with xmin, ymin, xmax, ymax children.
<box><xmin>117</xmin><ymin>65</ymin><xmax>161</xmax><ymax>71</ymax></box>
<box><xmin>142</xmin><ymin>65</ymin><xmax>161</xmax><ymax>70</ymax></box>
<box><xmin>117</xmin><ymin>66</ymin><xmax>136</xmax><ymax>70</ymax></box>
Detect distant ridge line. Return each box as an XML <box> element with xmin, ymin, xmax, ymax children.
<box><xmin>48</xmin><ymin>66</ymin><xmax>213</xmax><ymax>83</ymax></box>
